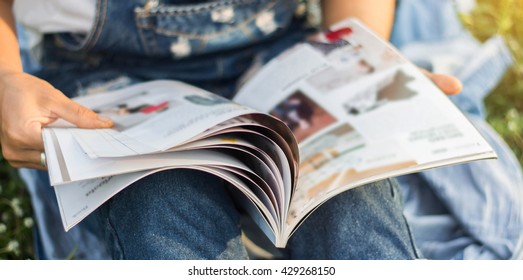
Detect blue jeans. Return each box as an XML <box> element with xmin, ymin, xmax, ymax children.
<box><xmin>96</xmin><ymin>169</ymin><xmax>419</xmax><ymax>259</ymax></box>
<box><xmin>19</xmin><ymin>0</ymin><xmax>421</xmax><ymax>259</ymax></box>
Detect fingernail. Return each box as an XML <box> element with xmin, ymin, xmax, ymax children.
<box><xmin>97</xmin><ymin>115</ymin><xmax>113</xmax><ymax>126</ymax></box>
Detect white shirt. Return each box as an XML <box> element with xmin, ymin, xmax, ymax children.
<box><xmin>14</xmin><ymin>0</ymin><xmax>96</xmax><ymax>34</ymax></box>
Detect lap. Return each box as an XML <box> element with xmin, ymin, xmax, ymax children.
<box><xmin>92</xmin><ymin>169</ymin><xmax>420</xmax><ymax>259</ymax></box>
<box><xmin>93</xmin><ymin>169</ymin><xmax>249</xmax><ymax>260</ymax></box>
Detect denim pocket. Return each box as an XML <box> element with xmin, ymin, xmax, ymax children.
<box><xmin>134</xmin><ymin>0</ymin><xmax>297</xmax><ymax>57</ymax></box>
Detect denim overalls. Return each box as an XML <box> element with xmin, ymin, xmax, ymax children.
<box><xmin>38</xmin><ymin>0</ymin><xmax>310</xmax><ymax>99</ymax></box>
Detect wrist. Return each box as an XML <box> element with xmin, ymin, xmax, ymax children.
<box><xmin>0</xmin><ymin>65</ymin><xmax>24</xmax><ymax>78</ymax></box>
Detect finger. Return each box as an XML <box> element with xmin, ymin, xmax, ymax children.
<box><xmin>421</xmin><ymin>69</ymin><xmax>462</xmax><ymax>95</ymax></box>
<box><xmin>430</xmin><ymin>73</ymin><xmax>462</xmax><ymax>95</ymax></box>
<box><xmin>24</xmin><ymin>120</ymin><xmax>46</xmax><ymax>151</ymax></box>
<box><xmin>10</xmin><ymin>160</ymin><xmax>46</xmax><ymax>170</ymax></box>
<box><xmin>3</xmin><ymin>149</ymin><xmax>46</xmax><ymax>170</ymax></box>
<box><xmin>50</xmin><ymin>91</ymin><xmax>113</xmax><ymax>129</ymax></box>
<box><xmin>0</xmin><ymin>122</ymin><xmax>44</xmax><ymax>153</ymax></box>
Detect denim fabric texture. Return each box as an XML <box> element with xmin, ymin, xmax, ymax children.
<box><xmin>40</xmin><ymin>0</ymin><xmax>309</xmax><ymax>99</ymax></box>
<box><xmin>18</xmin><ymin>0</ymin><xmax>421</xmax><ymax>259</ymax></box>
<box><xmin>392</xmin><ymin>0</ymin><xmax>523</xmax><ymax>260</ymax></box>
<box><xmin>96</xmin><ymin>169</ymin><xmax>420</xmax><ymax>259</ymax></box>
<box><xmin>54</xmin><ymin>0</ymin><xmax>298</xmax><ymax>57</ymax></box>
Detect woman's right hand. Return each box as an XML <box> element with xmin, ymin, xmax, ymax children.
<box><xmin>0</xmin><ymin>69</ymin><xmax>113</xmax><ymax>169</ymax></box>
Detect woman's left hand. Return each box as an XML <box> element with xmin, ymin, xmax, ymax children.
<box><xmin>421</xmin><ymin>69</ymin><xmax>463</xmax><ymax>96</ymax></box>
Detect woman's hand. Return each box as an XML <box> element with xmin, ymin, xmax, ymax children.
<box><xmin>0</xmin><ymin>0</ymin><xmax>111</xmax><ymax>170</ymax></box>
<box><xmin>320</xmin><ymin>1</ymin><xmax>462</xmax><ymax>96</ymax></box>
<box><xmin>422</xmin><ymin>69</ymin><xmax>463</xmax><ymax>95</ymax></box>
<box><xmin>0</xmin><ymin>70</ymin><xmax>113</xmax><ymax>169</ymax></box>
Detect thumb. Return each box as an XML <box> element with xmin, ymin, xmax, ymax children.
<box><xmin>51</xmin><ymin>93</ymin><xmax>113</xmax><ymax>129</ymax></box>
<box><xmin>420</xmin><ymin>69</ymin><xmax>462</xmax><ymax>95</ymax></box>
<box><xmin>430</xmin><ymin>73</ymin><xmax>462</xmax><ymax>95</ymax></box>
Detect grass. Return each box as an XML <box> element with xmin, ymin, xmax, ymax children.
<box><xmin>460</xmin><ymin>0</ymin><xmax>523</xmax><ymax>162</ymax></box>
<box><xmin>0</xmin><ymin>156</ymin><xmax>34</xmax><ymax>259</ymax></box>
<box><xmin>0</xmin><ymin>0</ymin><xmax>522</xmax><ymax>259</ymax></box>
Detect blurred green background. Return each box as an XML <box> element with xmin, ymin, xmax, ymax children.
<box><xmin>1</xmin><ymin>0</ymin><xmax>522</xmax><ymax>259</ymax></box>
<box><xmin>460</xmin><ymin>0</ymin><xmax>523</xmax><ymax>161</ymax></box>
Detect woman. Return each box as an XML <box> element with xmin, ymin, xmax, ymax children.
<box><xmin>0</xmin><ymin>0</ymin><xmax>461</xmax><ymax>259</ymax></box>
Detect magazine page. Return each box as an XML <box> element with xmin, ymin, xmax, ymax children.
<box><xmin>182</xmin><ymin>128</ymin><xmax>295</xmax><ymax>217</ymax></box>
<box><xmin>47</xmin><ymin>118</ymin><xmax>294</xmax><ymax>233</ymax></box>
<box><xmin>54</xmin><ymin>165</ymin><xmax>280</xmax><ymax>234</ymax></box>
<box><xmin>65</xmin><ymin>80</ymin><xmax>257</xmax><ymax>158</ymax></box>
<box><xmin>233</xmin><ymin>18</ymin><xmax>496</xmax><ymax>241</ymax></box>
<box><xmin>43</xmin><ymin>77</ymin><xmax>301</xmax><ymax>239</ymax></box>
<box><xmin>45</xmin><ymin>124</ymin><xmax>288</xmax><ymax>187</ymax></box>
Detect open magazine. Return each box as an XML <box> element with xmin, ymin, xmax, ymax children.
<box><xmin>42</xmin><ymin>19</ymin><xmax>496</xmax><ymax>248</ymax></box>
